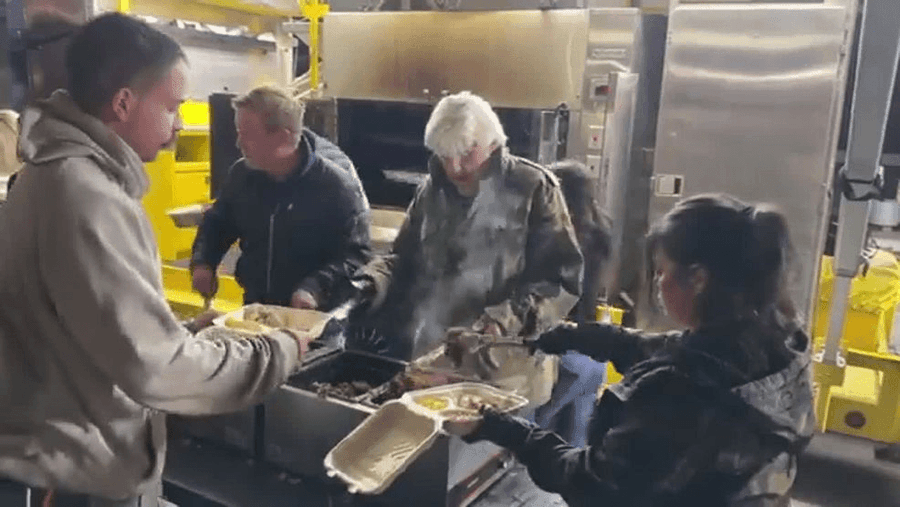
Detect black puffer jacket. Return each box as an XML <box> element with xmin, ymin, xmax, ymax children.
<box><xmin>469</xmin><ymin>319</ymin><xmax>815</xmax><ymax>507</ymax></box>
<box><xmin>191</xmin><ymin>130</ymin><xmax>370</xmax><ymax>308</ymax></box>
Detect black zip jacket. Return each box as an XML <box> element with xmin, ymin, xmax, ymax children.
<box><xmin>468</xmin><ymin>319</ymin><xmax>815</xmax><ymax>507</ymax></box>
<box><xmin>191</xmin><ymin>130</ymin><xmax>371</xmax><ymax>308</ymax></box>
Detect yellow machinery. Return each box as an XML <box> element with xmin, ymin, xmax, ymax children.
<box><xmin>596</xmin><ymin>306</ymin><xmax>626</xmax><ymax>385</ymax></box>
<box><xmin>142</xmin><ymin>101</ymin><xmax>245</xmax><ymax>317</ymax></box>
<box><xmin>142</xmin><ymin>101</ymin><xmax>211</xmax><ymax>263</ymax></box>
<box><xmin>812</xmin><ymin>251</ymin><xmax>900</xmax><ymax>442</ymax></box>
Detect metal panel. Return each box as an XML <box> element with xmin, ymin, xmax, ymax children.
<box><xmin>568</xmin><ymin>8</ymin><xmax>642</xmax><ymax>160</ymax></box>
<box><xmin>597</xmin><ymin>72</ymin><xmax>639</xmax><ymax>296</ymax></box>
<box><xmin>152</xmin><ymin>24</ymin><xmax>284</xmax><ymax>100</ymax></box>
<box><xmin>646</xmin><ymin>4</ymin><xmax>852</xmax><ymax>328</ymax></box>
<box><xmin>321</xmin><ymin>10</ymin><xmax>589</xmax><ymax>109</ymax></box>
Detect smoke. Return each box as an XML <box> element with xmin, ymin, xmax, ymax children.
<box><xmin>407</xmin><ymin>176</ymin><xmax>524</xmax><ymax>358</ymax></box>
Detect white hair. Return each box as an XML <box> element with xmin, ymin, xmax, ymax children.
<box><xmin>424</xmin><ymin>91</ymin><xmax>507</xmax><ymax>158</ymax></box>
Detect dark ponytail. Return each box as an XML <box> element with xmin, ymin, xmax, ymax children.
<box><xmin>647</xmin><ymin>194</ymin><xmax>797</xmax><ymax>329</ymax></box>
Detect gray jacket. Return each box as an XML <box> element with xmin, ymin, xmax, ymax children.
<box><xmin>0</xmin><ymin>91</ymin><xmax>300</xmax><ymax>499</ymax></box>
<box><xmin>357</xmin><ymin>148</ymin><xmax>583</xmax><ymax>359</ymax></box>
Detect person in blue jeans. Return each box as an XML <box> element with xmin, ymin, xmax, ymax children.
<box><xmin>533</xmin><ymin>160</ymin><xmax>612</xmax><ymax>446</ymax></box>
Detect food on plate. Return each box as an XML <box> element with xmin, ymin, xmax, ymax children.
<box><xmin>223</xmin><ymin>317</ymin><xmax>268</xmax><ymax>333</ymax></box>
<box><xmin>457</xmin><ymin>393</ymin><xmax>487</xmax><ymax>411</ymax></box>
<box><xmin>243</xmin><ymin>305</ymin><xmax>288</xmax><ymax>328</ymax></box>
<box><xmin>414</xmin><ymin>396</ymin><xmax>449</xmax><ymax>411</ymax></box>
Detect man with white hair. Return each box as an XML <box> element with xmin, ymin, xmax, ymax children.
<box><xmin>191</xmin><ymin>85</ymin><xmax>371</xmax><ymax>310</ymax></box>
<box><xmin>351</xmin><ymin>91</ymin><xmax>583</xmax><ymax>361</ymax></box>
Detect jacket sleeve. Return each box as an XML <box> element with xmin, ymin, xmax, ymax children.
<box><xmin>39</xmin><ymin>164</ymin><xmax>299</xmax><ymax>415</ymax></box>
<box><xmin>190</xmin><ymin>162</ymin><xmax>242</xmax><ymax>270</ymax></box>
<box><xmin>559</xmin><ymin>323</ymin><xmax>681</xmax><ymax>371</ymax></box>
<box><xmin>353</xmin><ymin>182</ymin><xmax>427</xmax><ymax>312</ymax></box>
<box><xmin>295</xmin><ymin>202</ymin><xmax>372</xmax><ymax>306</ymax></box>
<box><xmin>312</xmin><ymin>131</ymin><xmax>359</xmax><ymax>180</ymax></box>
<box><xmin>472</xmin><ymin>371</ymin><xmax>730</xmax><ymax>505</ymax></box>
<box><xmin>482</xmin><ymin>176</ymin><xmax>583</xmax><ymax>336</ymax></box>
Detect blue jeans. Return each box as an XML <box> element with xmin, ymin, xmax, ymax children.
<box><xmin>534</xmin><ymin>352</ymin><xmax>606</xmax><ymax>447</ymax></box>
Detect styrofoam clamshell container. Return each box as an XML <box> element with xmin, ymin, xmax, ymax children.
<box><xmin>211</xmin><ymin>304</ymin><xmax>331</xmax><ymax>338</ymax></box>
<box><xmin>403</xmin><ymin>382</ymin><xmax>529</xmax><ymax>416</ymax></box>
<box><xmin>324</xmin><ymin>401</ymin><xmax>441</xmax><ymax>495</ymax></box>
<box><xmin>324</xmin><ymin>382</ymin><xmax>527</xmax><ymax>495</ymax></box>
<box><xmin>166</xmin><ymin>204</ymin><xmax>208</xmax><ymax>228</ymax></box>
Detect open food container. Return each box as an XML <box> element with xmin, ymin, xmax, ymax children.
<box><xmin>173</xmin><ymin>305</ymin><xmax>333</xmax><ymax>457</ymax></box>
<box><xmin>324</xmin><ymin>382</ymin><xmax>527</xmax><ymax>495</ymax></box>
<box><xmin>166</xmin><ymin>203</ymin><xmax>209</xmax><ymax>228</ymax></box>
<box><xmin>212</xmin><ymin>303</ymin><xmax>331</xmax><ymax>338</ymax></box>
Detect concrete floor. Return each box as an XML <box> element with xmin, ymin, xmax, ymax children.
<box><xmin>791</xmin><ymin>433</ymin><xmax>900</xmax><ymax>507</ymax></box>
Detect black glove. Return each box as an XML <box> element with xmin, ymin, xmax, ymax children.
<box><xmin>532</xmin><ymin>321</ymin><xmax>584</xmax><ymax>355</ymax></box>
<box><xmin>462</xmin><ymin>406</ymin><xmax>533</xmax><ymax>449</ymax></box>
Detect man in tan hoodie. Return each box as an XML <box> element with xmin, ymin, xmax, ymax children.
<box><xmin>0</xmin><ymin>13</ymin><xmax>309</xmax><ymax>507</ymax></box>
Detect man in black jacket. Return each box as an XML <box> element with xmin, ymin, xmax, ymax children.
<box><xmin>191</xmin><ymin>86</ymin><xmax>370</xmax><ymax>310</ymax></box>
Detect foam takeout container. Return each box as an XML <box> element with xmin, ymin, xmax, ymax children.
<box><xmin>324</xmin><ymin>382</ymin><xmax>527</xmax><ymax>495</ymax></box>
<box><xmin>212</xmin><ymin>303</ymin><xmax>331</xmax><ymax>338</ymax></box>
<box><xmin>166</xmin><ymin>204</ymin><xmax>209</xmax><ymax>228</ymax></box>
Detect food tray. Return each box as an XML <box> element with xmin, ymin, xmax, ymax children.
<box><xmin>324</xmin><ymin>382</ymin><xmax>527</xmax><ymax>495</ymax></box>
<box><xmin>403</xmin><ymin>382</ymin><xmax>528</xmax><ymax>418</ymax></box>
<box><xmin>212</xmin><ymin>303</ymin><xmax>331</xmax><ymax>338</ymax></box>
<box><xmin>324</xmin><ymin>401</ymin><xmax>441</xmax><ymax>495</ymax></box>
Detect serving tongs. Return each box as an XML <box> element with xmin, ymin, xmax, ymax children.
<box><xmin>444</xmin><ymin>328</ymin><xmax>537</xmax><ymax>372</ymax></box>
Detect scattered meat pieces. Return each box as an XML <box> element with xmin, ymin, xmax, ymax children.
<box><xmin>312</xmin><ymin>381</ymin><xmax>373</xmax><ymax>400</ymax></box>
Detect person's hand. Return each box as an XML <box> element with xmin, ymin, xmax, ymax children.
<box><xmin>442</xmin><ymin>413</ymin><xmax>483</xmax><ymax>438</ymax></box>
<box><xmin>444</xmin><ymin>327</ymin><xmax>482</xmax><ymax>366</ymax></box>
<box><xmin>282</xmin><ymin>329</ymin><xmax>312</xmax><ymax>361</ymax></box>
<box><xmin>532</xmin><ymin>321</ymin><xmax>581</xmax><ymax>355</ymax></box>
<box><xmin>191</xmin><ymin>265</ymin><xmax>218</xmax><ymax>298</ymax></box>
<box><xmin>291</xmin><ymin>290</ymin><xmax>318</xmax><ymax>310</ymax></box>
<box><xmin>185</xmin><ymin>309</ymin><xmax>223</xmax><ymax>334</ymax></box>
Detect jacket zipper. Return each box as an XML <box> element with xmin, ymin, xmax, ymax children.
<box><xmin>266</xmin><ymin>203</ymin><xmax>281</xmax><ymax>296</ymax></box>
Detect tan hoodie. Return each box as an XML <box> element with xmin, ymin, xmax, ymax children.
<box><xmin>0</xmin><ymin>91</ymin><xmax>300</xmax><ymax>499</ymax></box>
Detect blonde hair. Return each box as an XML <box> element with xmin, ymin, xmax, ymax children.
<box><xmin>0</xmin><ymin>110</ymin><xmax>20</xmax><ymax>177</ymax></box>
<box><xmin>424</xmin><ymin>91</ymin><xmax>507</xmax><ymax>158</ymax></box>
<box><xmin>232</xmin><ymin>85</ymin><xmax>306</xmax><ymax>142</ymax></box>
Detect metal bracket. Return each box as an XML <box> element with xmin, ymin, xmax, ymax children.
<box><xmin>814</xmin><ymin>348</ymin><xmax>847</xmax><ymax>369</ymax></box>
<box><xmin>837</xmin><ymin>165</ymin><xmax>883</xmax><ymax>202</ymax></box>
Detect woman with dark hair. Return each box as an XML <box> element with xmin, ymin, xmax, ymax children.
<box><xmin>451</xmin><ymin>193</ymin><xmax>815</xmax><ymax>507</ymax></box>
<box><xmin>534</xmin><ymin>160</ymin><xmax>612</xmax><ymax>446</ymax></box>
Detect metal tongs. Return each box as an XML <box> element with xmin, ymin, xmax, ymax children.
<box><xmin>444</xmin><ymin>328</ymin><xmax>536</xmax><ymax>371</ymax></box>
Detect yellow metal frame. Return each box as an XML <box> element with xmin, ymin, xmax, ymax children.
<box><xmin>115</xmin><ymin>0</ymin><xmax>298</xmax><ymax>34</ymax></box>
<box><xmin>300</xmin><ymin>0</ymin><xmax>330</xmax><ymax>92</ymax></box>
<box><xmin>815</xmin><ymin>350</ymin><xmax>900</xmax><ymax>443</ymax></box>
<box><xmin>811</xmin><ymin>252</ymin><xmax>900</xmax><ymax>443</ymax></box>
<box><xmin>596</xmin><ymin>306</ymin><xmax>626</xmax><ymax>385</ymax></box>
<box><xmin>142</xmin><ymin>101</ymin><xmax>213</xmax><ymax>262</ymax></box>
